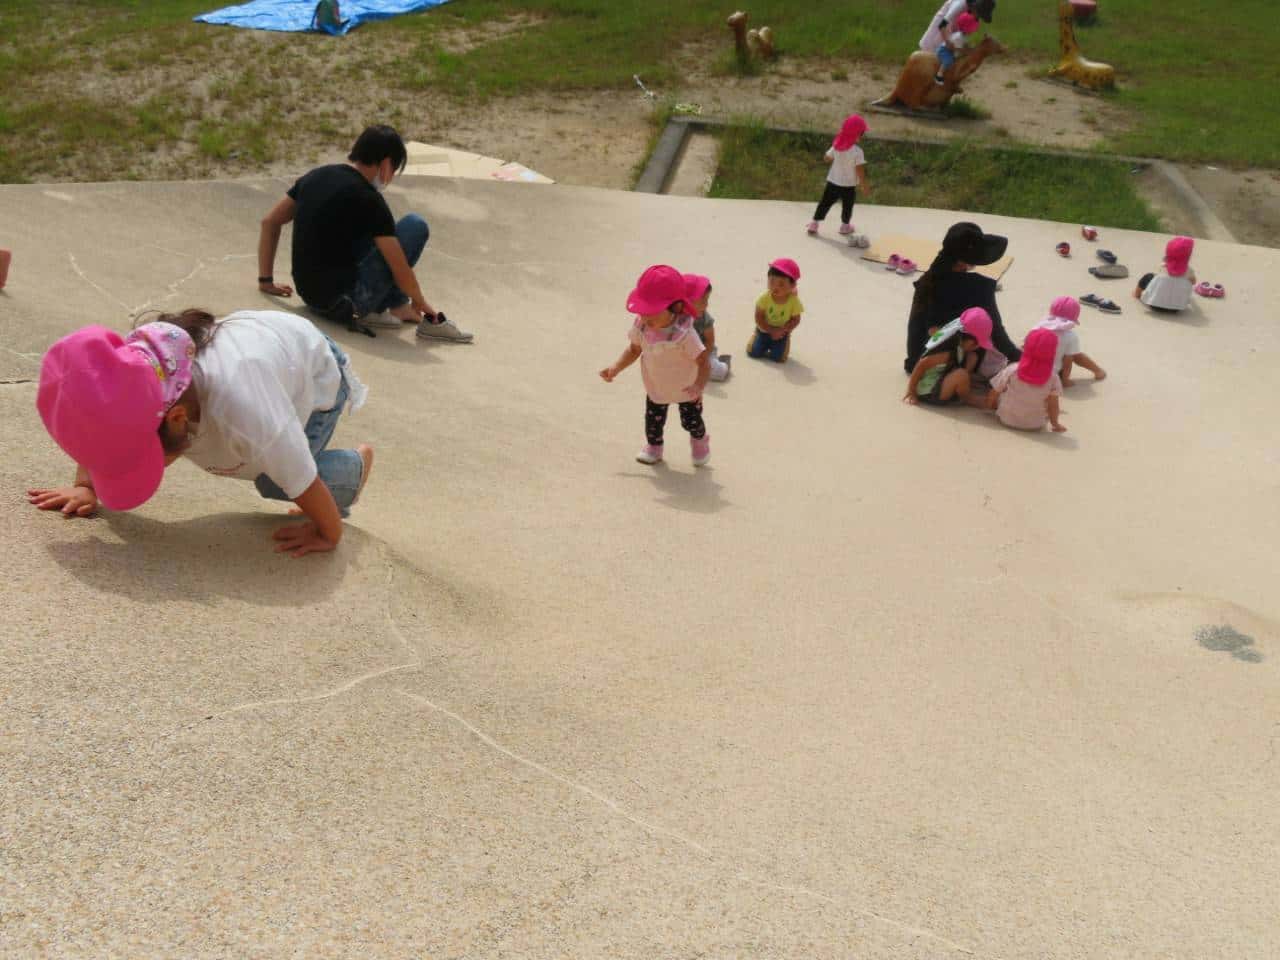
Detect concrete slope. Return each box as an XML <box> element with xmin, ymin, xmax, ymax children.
<box><xmin>2</xmin><ymin>177</ymin><xmax>1278</xmax><ymax>958</ymax></box>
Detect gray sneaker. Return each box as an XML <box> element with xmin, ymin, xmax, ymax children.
<box><xmin>416</xmin><ymin>313</ymin><xmax>474</xmax><ymax>343</ymax></box>
<box><xmin>362</xmin><ymin>310</ymin><xmax>404</xmax><ymax>329</ymax></box>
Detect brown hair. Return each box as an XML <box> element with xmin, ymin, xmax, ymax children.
<box><xmin>138</xmin><ymin>308</ymin><xmax>217</xmax><ymax>454</ymax></box>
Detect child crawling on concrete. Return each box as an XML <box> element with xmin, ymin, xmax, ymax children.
<box><xmin>28</xmin><ymin>308</ymin><xmax>373</xmax><ymax>558</ymax></box>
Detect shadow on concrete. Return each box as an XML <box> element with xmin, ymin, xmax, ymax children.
<box><xmin>742</xmin><ymin>357</ymin><xmax>818</xmax><ymax>385</ymax></box>
<box><xmin>45</xmin><ymin>511</ymin><xmax>370</xmax><ymax>607</ymax></box>
<box><xmin>931</xmin><ymin>402</ymin><xmax>1082</xmax><ymax>449</ymax></box>
<box><xmin>615</xmin><ymin>465</ymin><xmax>729</xmax><ymax>514</ymax></box>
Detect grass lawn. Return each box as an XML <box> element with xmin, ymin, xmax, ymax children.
<box><xmin>709</xmin><ymin>125</ymin><xmax>1163</xmax><ymax>232</ymax></box>
<box><xmin>0</xmin><ymin>0</ymin><xmax>1276</xmax><ymax>183</ymax></box>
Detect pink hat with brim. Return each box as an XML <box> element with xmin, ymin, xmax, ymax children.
<box><xmin>1164</xmin><ymin>236</ymin><xmax>1194</xmax><ymax>277</ymax></box>
<box><xmin>37</xmin><ymin>322</ymin><xmax>195</xmax><ymax>511</ymax></box>
<box><xmin>769</xmin><ymin>257</ymin><xmax>801</xmax><ymax>282</ymax></box>
<box><xmin>682</xmin><ymin>273</ymin><xmax>711</xmax><ymax>304</ymax></box>
<box><xmin>626</xmin><ymin>264</ymin><xmax>687</xmax><ymax>315</ymax></box>
<box><xmin>832</xmin><ymin>114</ymin><xmax>868</xmax><ymax>152</ymax></box>
<box><xmin>959</xmin><ymin>307</ymin><xmax>995</xmax><ymax>350</ymax></box>
<box><xmin>1018</xmin><ymin>328</ymin><xmax>1059</xmax><ymax>385</ymax></box>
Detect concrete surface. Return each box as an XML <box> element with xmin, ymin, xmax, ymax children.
<box><xmin>1</xmin><ymin>176</ymin><xmax>1278</xmax><ymax>959</ymax></box>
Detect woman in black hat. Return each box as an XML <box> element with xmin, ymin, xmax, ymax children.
<box><xmin>903</xmin><ymin>221</ymin><xmax>1021</xmax><ymax>374</ymax></box>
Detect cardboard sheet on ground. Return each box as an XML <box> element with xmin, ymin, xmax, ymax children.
<box><xmin>863</xmin><ymin>233</ymin><xmax>1013</xmax><ymax>282</ymax></box>
<box><xmin>402</xmin><ymin>141</ymin><xmax>554</xmax><ymax>184</ymax></box>
<box><xmin>195</xmin><ymin>0</ymin><xmax>451</xmax><ymax>34</ymax></box>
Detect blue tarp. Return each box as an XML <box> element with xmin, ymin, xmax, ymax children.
<box><xmin>194</xmin><ymin>0</ymin><xmax>451</xmax><ymax>35</ymax></box>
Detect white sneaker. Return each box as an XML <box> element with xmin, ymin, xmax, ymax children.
<box><xmin>417</xmin><ymin>314</ymin><xmax>474</xmax><ymax>343</ymax></box>
<box><xmin>362</xmin><ymin>310</ymin><xmax>403</xmax><ymax>329</ymax></box>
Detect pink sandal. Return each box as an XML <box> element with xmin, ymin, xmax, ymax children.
<box><xmin>1056</xmin><ymin>241</ymin><xmax>1071</xmax><ymax>257</ymax></box>
<box><xmin>897</xmin><ymin>258</ymin><xmax>918</xmax><ymax>276</ymax></box>
<box><xmin>885</xmin><ymin>253</ymin><xmax>902</xmax><ymax>271</ymax></box>
<box><xmin>1195</xmin><ymin>281</ymin><xmax>1226</xmax><ymax>298</ymax></box>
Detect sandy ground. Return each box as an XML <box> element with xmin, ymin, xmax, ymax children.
<box><xmin>2</xmin><ymin>174</ymin><xmax>1279</xmax><ymax>958</ymax></box>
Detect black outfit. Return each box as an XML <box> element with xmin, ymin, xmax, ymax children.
<box><xmin>645</xmin><ymin>397</ymin><xmax>706</xmax><ymax>446</ymax></box>
<box><xmin>287</xmin><ymin>164</ymin><xmax>396</xmax><ymax>310</ymax></box>
<box><xmin>905</xmin><ymin>270</ymin><xmax>1020</xmax><ymax>373</ymax></box>
<box><xmin>813</xmin><ymin>183</ymin><xmax>857</xmax><ymax>224</ymax></box>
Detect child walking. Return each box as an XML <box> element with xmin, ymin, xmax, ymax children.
<box><xmin>29</xmin><ymin>308</ymin><xmax>373</xmax><ymax>558</ymax></box>
<box><xmin>747</xmin><ymin>258</ymin><xmax>803</xmax><ymax>363</ymax></box>
<box><xmin>903</xmin><ymin>307</ymin><xmax>992</xmax><ymax>406</ymax></box>
<box><xmin>600</xmin><ymin>265</ymin><xmax>711</xmax><ymax>466</ymax></box>
<box><xmin>683</xmin><ymin>273</ymin><xmax>730</xmax><ymax>382</ymax></box>
<box><xmin>1034</xmin><ymin>295</ymin><xmax>1106</xmax><ymax>387</ymax></box>
<box><xmin>986</xmin><ymin>328</ymin><xmax>1068</xmax><ymax>432</ymax></box>
<box><xmin>806</xmin><ymin>114</ymin><xmax>871</xmax><ymax>242</ymax></box>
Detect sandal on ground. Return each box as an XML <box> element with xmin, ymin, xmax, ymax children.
<box><xmin>1096</xmin><ymin>249</ymin><xmax>1118</xmax><ymax>264</ymax></box>
<box><xmin>1195</xmin><ymin>281</ymin><xmax>1226</xmax><ymax>298</ymax></box>
<box><xmin>1081</xmin><ymin>225</ymin><xmax>1098</xmax><ymax>241</ymax></box>
<box><xmin>1056</xmin><ymin>241</ymin><xmax>1071</xmax><ymax>257</ymax></box>
<box><xmin>897</xmin><ymin>258</ymin><xmax>918</xmax><ymax>275</ymax></box>
<box><xmin>1089</xmin><ymin>264</ymin><xmax>1129</xmax><ymax>279</ymax></box>
<box><xmin>1081</xmin><ymin>293</ymin><xmax>1121</xmax><ymax>313</ymax></box>
<box><xmin>848</xmin><ymin>233</ymin><xmax>871</xmax><ymax>248</ymax></box>
<box><xmin>885</xmin><ymin>253</ymin><xmax>902</xmax><ymax>270</ymax></box>
<box><xmin>805</xmin><ymin>220</ymin><xmax>819</xmax><ymax>235</ymax></box>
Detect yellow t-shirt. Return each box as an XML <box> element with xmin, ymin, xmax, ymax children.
<box><xmin>756</xmin><ymin>292</ymin><xmax>804</xmax><ymax>328</ymax></box>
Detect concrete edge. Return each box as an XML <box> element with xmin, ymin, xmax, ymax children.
<box><xmin>639</xmin><ymin>116</ymin><xmax>1236</xmax><ymax>243</ymax></box>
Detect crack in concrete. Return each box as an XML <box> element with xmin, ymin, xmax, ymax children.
<box><xmin>0</xmin><ymin>379</ymin><xmax>34</xmax><ymax>385</ymax></box>
<box><xmin>68</xmin><ymin>251</ymin><xmax>131</xmax><ymax>311</ymax></box>
<box><xmin>131</xmin><ymin>251</ymin><xmax>255</xmax><ymax>317</ymax></box>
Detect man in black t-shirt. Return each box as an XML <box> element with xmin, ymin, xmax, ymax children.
<box><xmin>257</xmin><ymin>124</ymin><xmax>472</xmax><ymax>342</ymax></box>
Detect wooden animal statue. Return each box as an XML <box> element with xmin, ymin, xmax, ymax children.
<box><xmin>727</xmin><ymin>11</ymin><xmax>775</xmax><ymax>61</ymax></box>
<box><xmin>727</xmin><ymin>11</ymin><xmax>750</xmax><ymax>58</ymax></box>
<box><xmin>1048</xmin><ymin>0</ymin><xmax>1115</xmax><ymax>89</ymax></box>
<box><xmin>872</xmin><ymin>34</ymin><xmax>1005</xmax><ymax>112</ymax></box>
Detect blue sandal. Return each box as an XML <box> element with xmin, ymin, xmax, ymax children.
<box><xmin>1081</xmin><ymin>293</ymin><xmax>1121</xmax><ymax>313</ymax></box>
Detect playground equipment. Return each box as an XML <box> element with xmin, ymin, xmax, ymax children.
<box><xmin>1048</xmin><ymin>0</ymin><xmax>1115</xmax><ymax>89</ymax></box>
<box><xmin>870</xmin><ymin>34</ymin><xmax>1004</xmax><ymax>114</ymax></box>
<box><xmin>727</xmin><ymin>11</ymin><xmax>775</xmax><ymax>61</ymax></box>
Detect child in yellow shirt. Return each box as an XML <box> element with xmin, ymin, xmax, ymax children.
<box><xmin>747</xmin><ymin>258</ymin><xmax>803</xmax><ymax>363</ymax></box>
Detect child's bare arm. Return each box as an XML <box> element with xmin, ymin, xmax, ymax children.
<box><xmin>600</xmin><ymin>342</ymin><xmax>641</xmax><ymax>382</ymax></box>
<box><xmin>274</xmin><ymin>477</ymin><xmax>344</xmax><ymax>557</ymax></box>
<box><xmin>1047</xmin><ymin>394</ymin><xmax>1067</xmax><ymax>432</ymax></box>
<box><xmin>856</xmin><ymin>164</ymin><xmax>870</xmax><ymax>195</ymax></box>
<box><xmin>26</xmin><ymin>463</ymin><xmax>98</xmax><ymax>517</ymax></box>
<box><xmin>687</xmin><ymin>349</ymin><xmax>711</xmax><ymax>398</ymax></box>
<box><xmin>754</xmin><ymin>308</ymin><xmax>771</xmax><ymax>333</ymax></box>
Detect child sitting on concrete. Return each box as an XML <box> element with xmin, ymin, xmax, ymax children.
<box><xmin>1035</xmin><ymin>295</ymin><xmax>1106</xmax><ymax>387</ymax></box>
<box><xmin>747</xmin><ymin>258</ymin><xmax>803</xmax><ymax>363</ymax></box>
<box><xmin>1134</xmin><ymin>236</ymin><xmax>1196</xmax><ymax>312</ymax></box>
<box><xmin>986</xmin><ymin>328</ymin><xmax>1068</xmax><ymax>432</ymax></box>
<box><xmin>683</xmin><ymin>273</ymin><xmax>730</xmax><ymax>381</ymax></box>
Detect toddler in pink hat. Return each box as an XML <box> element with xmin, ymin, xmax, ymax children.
<box><xmin>747</xmin><ymin>258</ymin><xmax>804</xmax><ymax>363</ymax></box>
<box><xmin>30</xmin><ymin>308</ymin><xmax>373</xmax><ymax>558</ymax></box>
<box><xmin>1034</xmin><ymin>295</ymin><xmax>1106</xmax><ymax>387</ymax></box>
<box><xmin>1135</xmin><ymin>235</ymin><xmax>1196</xmax><ymax>312</ymax></box>
<box><xmin>904</xmin><ymin>306</ymin><xmax>992</xmax><ymax>406</ymax></box>
<box><xmin>805</xmin><ymin>115</ymin><xmax>871</xmax><ymax>243</ymax></box>
<box><xmin>985</xmin><ymin>327</ymin><xmax>1068</xmax><ymax>432</ymax></box>
<box><xmin>600</xmin><ymin>265</ymin><xmax>712</xmax><ymax>466</ymax></box>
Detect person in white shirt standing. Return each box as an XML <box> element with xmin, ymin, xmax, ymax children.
<box><xmin>806</xmin><ymin>114</ymin><xmax>872</xmax><ymax>242</ymax></box>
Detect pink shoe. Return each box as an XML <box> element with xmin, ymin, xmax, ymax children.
<box><xmin>838</xmin><ymin>223</ymin><xmax>855</xmax><ymax>235</ymax></box>
<box><xmin>805</xmin><ymin>221</ymin><xmax>819</xmax><ymax>235</ymax></box>
<box><xmin>897</xmin><ymin>258</ymin><xmax>918</xmax><ymax>275</ymax></box>
<box><xmin>1195</xmin><ymin>281</ymin><xmax>1225</xmax><ymax>298</ymax></box>
<box><xmin>691</xmin><ymin>435</ymin><xmax>710</xmax><ymax>467</ymax></box>
<box><xmin>885</xmin><ymin>253</ymin><xmax>902</xmax><ymax>271</ymax></box>
<box><xmin>635</xmin><ymin>443</ymin><xmax>664</xmax><ymax>465</ymax></box>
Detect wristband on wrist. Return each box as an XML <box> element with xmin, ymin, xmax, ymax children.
<box><xmin>258</xmin><ymin>275</ymin><xmax>273</xmax><ymax>283</ymax></box>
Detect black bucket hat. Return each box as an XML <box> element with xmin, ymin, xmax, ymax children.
<box><xmin>973</xmin><ymin>0</ymin><xmax>996</xmax><ymax>24</ymax></box>
<box><xmin>941</xmin><ymin>221</ymin><xmax>1008</xmax><ymax>266</ymax></box>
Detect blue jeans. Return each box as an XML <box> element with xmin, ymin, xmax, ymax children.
<box><xmin>254</xmin><ymin>339</ymin><xmax>364</xmax><ymax>516</ymax></box>
<box><xmin>349</xmin><ymin>213</ymin><xmax>430</xmax><ymax>317</ymax></box>
<box><xmin>747</xmin><ymin>329</ymin><xmax>791</xmax><ymax>363</ymax></box>
<box><xmin>936</xmin><ymin>45</ymin><xmax>956</xmax><ymax>73</ymax></box>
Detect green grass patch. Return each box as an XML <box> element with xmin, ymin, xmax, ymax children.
<box><xmin>709</xmin><ymin>124</ymin><xmax>1162</xmax><ymax>232</ymax></box>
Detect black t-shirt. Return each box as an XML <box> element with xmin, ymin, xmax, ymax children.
<box><xmin>906</xmin><ymin>270</ymin><xmax>1019</xmax><ymax>370</ymax></box>
<box><xmin>287</xmin><ymin>164</ymin><xmax>396</xmax><ymax>309</ymax></box>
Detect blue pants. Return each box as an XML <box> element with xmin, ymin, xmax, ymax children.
<box><xmin>349</xmin><ymin>213</ymin><xmax>429</xmax><ymax>317</ymax></box>
<box><xmin>253</xmin><ymin>339</ymin><xmax>364</xmax><ymax>516</ymax></box>
<box><xmin>936</xmin><ymin>45</ymin><xmax>956</xmax><ymax>73</ymax></box>
<box><xmin>747</xmin><ymin>329</ymin><xmax>790</xmax><ymax>363</ymax></box>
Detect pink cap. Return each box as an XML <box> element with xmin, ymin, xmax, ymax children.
<box><xmin>1164</xmin><ymin>235</ymin><xmax>1194</xmax><ymax>277</ymax></box>
<box><xmin>769</xmin><ymin>257</ymin><xmax>801</xmax><ymax>282</ymax></box>
<box><xmin>955</xmin><ymin>11</ymin><xmax>979</xmax><ymax>33</ymax></box>
<box><xmin>1049</xmin><ymin>295</ymin><xmax>1080</xmax><ymax>323</ymax></box>
<box><xmin>958</xmin><ymin>306</ymin><xmax>994</xmax><ymax>350</ymax></box>
<box><xmin>37</xmin><ymin>321</ymin><xmax>195</xmax><ymax>511</ymax></box>
<box><xmin>626</xmin><ymin>264</ymin><xmax>687</xmax><ymax>315</ymax></box>
<box><xmin>1018</xmin><ymin>328</ymin><xmax>1059</xmax><ymax>386</ymax></box>
<box><xmin>682</xmin><ymin>273</ymin><xmax>711</xmax><ymax>305</ymax></box>
<box><xmin>832</xmin><ymin>114</ymin><xmax>868</xmax><ymax>151</ymax></box>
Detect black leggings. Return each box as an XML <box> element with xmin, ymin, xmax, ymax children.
<box><xmin>645</xmin><ymin>396</ymin><xmax>706</xmax><ymax>445</ymax></box>
<box><xmin>813</xmin><ymin>182</ymin><xmax>857</xmax><ymax>224</ymax></box>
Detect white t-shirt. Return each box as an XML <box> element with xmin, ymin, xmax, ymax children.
<box><xmin>1035</xmin><ymin>320</ymin><xmax>1082</xmax><ymax>371</ymax></box>
<box><xmin>824</xmin><ymin>144</ymin><xmax>866</xmax><ymax>188</ymax></box>
<box><xmin>184</xmin><ymin>310</ymin><xmax>343</xmax><ymax>498</ymax></box>
<box><xmin>919</xmin><ymin>0</ymin><xmax>968</xmax><ymax>52</ymax></box>
<box><xmin>1140</xmin><ymin>273</ymin><xmax>1194</xmax><ymax>311</ymax></box>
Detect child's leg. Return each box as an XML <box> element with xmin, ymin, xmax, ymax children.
<box><xmin>747</xmin><ymin>330</ymin><xmax>772</xmax><ymax>359</ymax></box>
<box><xmin>1133</xmin><ymin>272</ymin><xmax>1154</xmax><ymax>300</ymax></box>
<box><xmin>708</xmin><ymin>353</ymin><xmax>730</xmax><ymax>381</ymax></box>
<box><xmin>839</xmin><ymin>186</ymin><xmax>857</xmax><ymax>225</ymax></box>
<box><xmin>937</xmin><ymin>368</ymin><xmax>971</xmax><ymax>402</ymax></box>
<box><xmin>1073</xmin><ymin>352</ymin><xmax>1107</xmax><ymax>380</ymax></box>
<box><xmin>813</xmin><ymin>182</ymin><xmax>841</xmax><ymax>222</ymax></box>
<box><xmin>1060</xmin><ymin>354</ymin><xmax>1075</xmax><ymax>386</ymax></box>
<box><xmin>645</xmin><ymin>396</ymin><xmax>669</xmax><ymax>446</ymax></box>
<box><xmin>677</xmin><ymin>399</ymin><xmax>706</xmax><ymax>439</ymax></box>
<box><xmin>935</xmin><ymin>45</ymin><xmax>955</xmax><ymax>81</ymax></box>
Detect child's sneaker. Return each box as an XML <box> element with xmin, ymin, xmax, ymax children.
<box><xmin>691</xmin><ymin>435</ymin><xmax>711</xmax><ymax>467</ymax></box>
<box><xmin>838</xmin><ymin>223</ymin><xmax>855</xmax><ymax>236</ymax></box>
<box><xmin>934</xmin><ymin>73</ymin><xmax>945</xmax><ymax>85</ymax></box>
<box><xmin>805</xmin><ymin>221</ymin><xmax>819</xmax><ymax>235</ymax></box>
<box><xmin>635</xmin><ymin>444</ymin><xmax>664</xmax><ymax>465</ymax></box>
<box><xmin>720</xmin><ymin>354</ymin><xmax>732</xmax><ymax>378</ymax></box>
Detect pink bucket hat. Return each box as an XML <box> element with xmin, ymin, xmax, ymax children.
<box><xmin>958</xmin><ymin>306</ymin><xmax>994</xmax><ymax>350</ymax></box>
<box><xmin>37</xmin><ymin>321</ymin><xmax>195</xmax><ymax>511</ymax></box>
<box><xmin>769</xmin><ymin>257</ymin><xmax>801</xmax><ymax>282</ymax></box>
<box><xmin>1018</xmin><ymin>328</ymin><xmax>1059</xmax><ymax>385</ymax></box>
<box><xmin>955</xmin><ymin>11</ymin><xmax>980</xmax><ymax>33</ymax></box>
<box><xmin>1164</xmin><ymin>235</ymin><xmax>1194</xmax><ymax>277</ymax></box>
<box><xmin>832</xmin><ymin>114</ymin><xmax>868</xmax><ymax>151</ymax></box>
<box><xmin>1048</xmin><ymin>295</ymin><xmax>1080</xmax><ymax>323</ymax></box>
<box><xmin>682</xmin><ymin>273</ymin><xmax>711</xmax><ymax>305</ymax></box>
<box><xmin>626</xmin><ymin>264</ymin><xmax>687</xmax><ymax>315</ymax></box>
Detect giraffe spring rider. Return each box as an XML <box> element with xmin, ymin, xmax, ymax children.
<box><xmin>1048</xmin><ymin>0</ymin><xmax>1115</xmax><ymax>90</ymax></box>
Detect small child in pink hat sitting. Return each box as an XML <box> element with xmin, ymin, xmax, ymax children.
<box><xmin>600</xmin><ymin>265</ymin><xmax>711</xmax><ymax>466</ymax></box>
<box><xmin>985</xmin><ymin>328</ymin><xmax>1068</xmax><ymax>432</ymax></box>
<box><xmin>747</xmin><ymin>258</ymin><xmax>803</xmax><ymax>363</ymax></box>
<box><xmin>1035</xmin><ymin>295</ymin><xmax>1106</xmax><ymax>387</ymax></box>
<box><xmin>29</xmin><ymin>308</ymin><xmax>373</xmax><ymax>558</ymax></box>
<box><xmin>904</xmin><ymin>307</ymin><xmax>993</xmax><ymax>406</ymax></box>
<box><xmin>1134</xmin><ymin>236</ymin><xmax>1196</xmax><ymax>312</ymax></box>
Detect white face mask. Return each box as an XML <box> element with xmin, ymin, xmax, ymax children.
<box><xmin>372</xmin><ymin>174</ymin><xmax>387</xmax><ymax>193</ymax></box>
